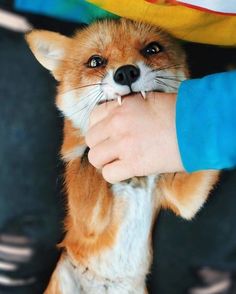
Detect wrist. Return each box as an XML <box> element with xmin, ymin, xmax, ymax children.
<box><xmin>151</xmin><ymin>92</ymin><xmax>184</xmax><ymax>173</ymax></box>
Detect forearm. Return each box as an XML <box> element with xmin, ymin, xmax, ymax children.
<box><xmin>176</xmin><ymin>71</ymin><xmax>236</xmax><ymax>172</ymax></box>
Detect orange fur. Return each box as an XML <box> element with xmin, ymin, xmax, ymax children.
<box><xmin>159</xmin><ymin>171</ymin><xmax>219</xmax><ymax>218</ymax></box>
<box><xmin>44</xmin><ymin>267</ymin><xmax>62</xmax><ymax>294</ymax></box>
<box><xmin>60</xmin><ymin>156</ymin><xmax>123</xmax><ymax>263</ymax></box>
<box><xmin>61</xmin><ymin>119</ymin><xmax>85</xmax><ymax>157</ymax></box>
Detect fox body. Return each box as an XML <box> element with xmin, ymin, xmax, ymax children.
<box><xmin>26</xmin><ymin>19</ymin><xmax>219</xmax><ymax>294</ymax></box>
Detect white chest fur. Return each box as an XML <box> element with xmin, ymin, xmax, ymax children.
<box><xmin>58</xmin><ymin>175</ymin><xmax>159</xmax><ymax>294</ymax></box>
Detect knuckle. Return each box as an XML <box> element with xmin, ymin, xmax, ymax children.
<box><xmin>110</xmin><ymin>111</ymin><xmax>128</xmax><ymax>131</ymax></box>
<box><xmin>110</xmin><ymin>113</ymin><xmax>121</xmax><ymax>129</ymax></box>
<box><xmin>102</xmin><ymin>167</ymin><xmax>109</xmax><ymax>182</ymax></box>
<box><xmin>131</xmin><ymin>158</ymin><xmax>144</xmax><ymax>177</ymax></box>
<box><xmin>120</xmin><ymin>135</ymin><xmax>134</xmax><ymax>154</ymax></box>
<box><xmin>119</xmin><ymin>140</ymin><xmax>140</xmax><ymax>175</ymax></box>
<box><xmin>119</xmin><ymin>138</ymin><xmax>128</xmax><ymax>155</ymax></box>
<box><xmin>102</xmin><ymin>167</ymin><xmax>114</xmax><ymax>184</ymax></box>
<box><xmin>85</xmin><ymin>133</ymin><xmax>92</xmax><ymax>147</ymax></box>
<box><xmin>88</xmin><ymin>149</ymin><xmax>99</xmax><ymax>167</ymax></box>
<box><xmin>89</xmin><ymin>108</ymin><xmax>98</xmax><ymax>124</ymax></box>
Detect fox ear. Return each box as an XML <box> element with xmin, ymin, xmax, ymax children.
<box><xmin>25</xmin><ymin>30</ymin><xmax>70</xmax><ymax>80</ymax></box>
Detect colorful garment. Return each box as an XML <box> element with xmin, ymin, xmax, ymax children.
<box><xmin>15</xmin><ymin>0</ymin><xmax>116</xmax><ymax>24</ymax></box>
<box><xmin>174</xmin><ymin>0</ymin><xmax>236</xmax><ymax>14</ymax></box>
<box><xmin>87</xmin><ymin>0</ymin><xmax>236</xmax><ymax>46</ymax></box>
<box><xmin>15</xmin><ymin>0</ymin><xmax>236</xmax><ymax>45</ymax></box>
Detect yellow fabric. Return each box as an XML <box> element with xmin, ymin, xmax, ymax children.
<box><xmin>87</xmin><ymin>0</ymin><xmax>236</xmax><ymax>46</ymax></box>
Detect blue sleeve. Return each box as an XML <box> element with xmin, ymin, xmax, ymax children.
<box><xmin>176</xmin><ymin>71</ymin><xmax>236</xmax><ymax>172</ymax></box>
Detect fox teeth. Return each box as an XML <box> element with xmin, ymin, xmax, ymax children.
<box><xmin>117</xmin><ymin>95</ymin><xmax>122</xmax><ymax>105</ymax></box>
<box><xmin>141</xmin><ymin>91</ymin><xmax>146</xmax><ymax>99</ymax></box>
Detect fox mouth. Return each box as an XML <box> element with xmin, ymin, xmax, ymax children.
<box><xmin>98</xmin><ymin>90</ymin><xmax>147</xmax><ymax>106</ymax></box>
<box><xmin>97</xmin><ymin>88</ymin><xmax>166</xmax><ymax>106</ymax></box>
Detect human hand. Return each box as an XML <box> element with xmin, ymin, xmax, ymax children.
<box><xmin>85</xmin><ymin>92</ymin><xmax>184</xmax><ymax>183</ymax></box>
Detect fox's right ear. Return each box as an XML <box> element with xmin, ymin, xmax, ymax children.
<box><xmin>25</xmin><ymin>30</ymin><xmax>71</xmax><ymax>80</ymax></box>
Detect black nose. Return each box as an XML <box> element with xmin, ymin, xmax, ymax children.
<box><xmin>114</xmin><ymin>65</ymin><xmax>140</xmax><ymax>86</ymax></box>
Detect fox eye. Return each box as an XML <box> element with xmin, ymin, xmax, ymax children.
<box><xmin>87</xmin><ymin>55</ymin><xmax>106</xmax><ymax>68</ymax></box>
<box><xmin>141</xmin><ymin>42</ymin><xmax>162</xmax><ymax>57</ymax></box>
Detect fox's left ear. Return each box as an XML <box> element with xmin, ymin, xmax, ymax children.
<box><xmin>25</xmin><ymin>30</ymin><xmax>71</xmax><ymax>80</ymax></box>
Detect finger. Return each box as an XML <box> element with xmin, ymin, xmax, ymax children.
<box><xmin>88</xmin><ymin>139</ymin><xmax>119</xmax><ymax>169</ymax></box>
<box><xmin>102</xmin><ymin>160</ymin><xmax>134</xmax><ymax>183</ymax></box>
<box><xmin>86</xmin><ymin>116</ymin><xmax>112</xmax><ymax>148</ymax></box>
<box><xmin>89</xmin><ymin>100</ymin><xmax>119</xmax><ymax>128</ymax></box>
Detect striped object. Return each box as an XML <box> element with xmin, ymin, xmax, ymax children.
<box><xmin>15</xmin><ymin>0</ymin><xmax>117</xmax><ymax>24</ymax></box>
<box><xmin>88</xmin><ymin>0</ymin><xmax>236</xmax><ymax>46</ymax></box>
<box><xmin>174</xmin><ymin>0</ymin><xmax>236</xmax><ymax>15</ymax></box>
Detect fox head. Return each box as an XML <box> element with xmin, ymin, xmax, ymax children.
<box><xmin>26</xmin><ymin>19</ymin><xmax>187</xmax><ymax>133</ymax></box>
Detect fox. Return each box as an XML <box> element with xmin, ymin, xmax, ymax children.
<box><xmin>26</xmin><ymin>18</ymin><xmax>219</xmax><ymax>294</ymax></box>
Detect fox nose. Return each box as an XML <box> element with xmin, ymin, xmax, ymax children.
<box><xmin>114</xmin><ymin>65</ymin><xmax>140</xmax><ymax>87</ymax></box>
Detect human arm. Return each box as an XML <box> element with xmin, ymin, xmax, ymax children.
<box><xmin>177</xmin><ymin>70</ymin><xmax>236</xmax><ymax>172</ymax></box>
<box><xmin>86</xmin><ymin>93</ymin><xmax>183</xmax><ymax>183</ymax></box>
<box><xmin>86</xmin><ymin>71</ymin><xmax>236</xmax><ymax>183</ymax></box>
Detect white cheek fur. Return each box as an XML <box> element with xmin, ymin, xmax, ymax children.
<box><xmin>58</xmin><ymin>86</ymin><xmax>106</xmax><ymax>135</ymax></box>
<box><xmin>132</xmin><ymin>61</ymin><xmax>186</xmax><ymax>93</ymax></box>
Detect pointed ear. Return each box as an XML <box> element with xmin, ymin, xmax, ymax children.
<box><xmin>25</xmin><ymin>30</ymin><xmax>71</xmax><ymax>80</ymax></box>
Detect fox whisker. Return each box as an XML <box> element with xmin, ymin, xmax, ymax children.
<box><xmin>152</xmin><ymin>63</ymin><xmax>185</xmax><ymax>73</ymax></box>
<box><xmin>154</xmin><ymin>76</ymin><xmax>184</xmax><ymax>83</ymax></box>
<box><xmin>70</xmin><ymin>88</ymin><xmax>105</xmax><ymax>130</ymax></box>
<box><xmin>61</xmin><ymin>82</ymin><xmax>106</xmax><ymax>95</ymax></box>
<box><xmin>155</xmin><ymin>78</ymin><xmax>179</xmax><ymax>91</ymax></box>
<box><xmin>61</xmin><ymin>86</ymin><xmax>103</xmax><ymax>113</ymax></box>
<box><xmin>68</xmin><ymin>88</ymin><xmax>103</xmax><ymax>117</ymax></box>
<box><xmin>79</xmin><ymin>91</ymin><xmax>104</xmax><ymax>129</ymax></box>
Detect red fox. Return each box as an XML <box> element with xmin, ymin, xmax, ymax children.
<box><xmin>26</xmin><ymin>19</ymin><xmax>219</xmax><ymax>294</ymax></box>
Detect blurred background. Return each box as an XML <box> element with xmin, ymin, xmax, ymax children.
<box><xmin>0</xmin><ymin>1</ymin><xmax>236</xmax><ymax>293</ymax></box>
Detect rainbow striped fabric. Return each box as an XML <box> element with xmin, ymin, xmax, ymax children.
<box><xmin>174</xmin><ymin>0</ymin><xmax>236</xmax><ymax>14</ymax></box>
<box><xmin>87</xmin><ymin>0</ymin><xmax>236</xmax><ymax>46</ymax></box>
<box><xmin>15</xmin><ymin>0</ymin><xmax>116</xmax><ymax>23</ymax></box>
<box><xmin>15</xmin><ymin>0</ymin><xmax>236</xmax><ymax>46</ymax></box>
